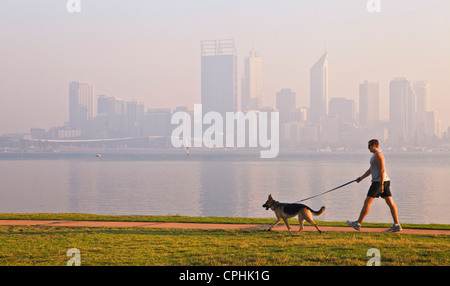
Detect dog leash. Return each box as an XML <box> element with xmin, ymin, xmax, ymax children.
<box><xmin>294</xmin><ymin>179</ymin><xmax>357</xmax><ymax>203</ymax></box>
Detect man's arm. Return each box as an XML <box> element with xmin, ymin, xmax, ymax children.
<box><xmin>356</xmin><ymin>169</ymin><xmax>371</xmax><ymax>183</ymax></box>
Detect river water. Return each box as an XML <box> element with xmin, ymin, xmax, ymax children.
<box><xmin>0</xmin><ymin>151</ymin><xmax>448</xmax><ymax>224</ymax></box>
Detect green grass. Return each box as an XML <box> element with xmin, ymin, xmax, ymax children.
<box><xmin>0</xmin><ymin>225</ymin><xmax>448</xmax><ymax>266</ymax></box>
<box><xmin>0</xmin><ymin>213</ymin><xmax>449</xmax><ymax>266</ymax></box>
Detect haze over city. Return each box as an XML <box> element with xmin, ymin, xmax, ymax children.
<box><xmin>1</xmin><ymin>0</ymin><xmax>449</xmax><ymax>138</ymax></box>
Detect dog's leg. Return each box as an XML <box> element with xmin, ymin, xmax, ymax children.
<box><xmin>304</xmin><ymin>211</ymin><xmax>323</xmax><ymax>234</ymax></box>
<box><xmin>282</xmin><ymin>218</ymin><xmax>292</xmax><ymax>234</ymax></box>
<box><xmin>268</xmin><ymin>218</ymin><xmax>281</xmax><ymax>231</ymax></box>
<box><xmin>307</xmin><ymin>218</ymin><xmax>323</xmax><ymax>234</ymax></box>
<box><xmin>311</xmin><ymin>221</ymin><xmax>322</xmax><ymax>234</ymax></box>
<box><xmin>298</xmin><ymin>217</ymin><xmax>305</xmax><ymax>233</ymax></box>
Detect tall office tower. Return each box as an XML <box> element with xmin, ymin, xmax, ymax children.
<box><xmin>97</xmin><ymin>95</ymin><xmax>126</xmax><ymax>136</ymax></box>
<box><xmin>276</xmin><ymin>88</ymin><xmax>296</xmax><ymax>123</ymax></box>
<box><xmin>241</xmin><ymin>49</ymin><xmax>264</xmax><ymax>111</ymax></box>
<box><xmin>413</xmin><ymin>80</ymin><xmax>430</xmax><ymax>128</ymax></box>
<box><xmin>425</xmin><ymin>111</ymin><xmax>439</xmax><ymax>137</ymax></box>
<box><xmin>309</xmin><ymin>52</ymin><xmax>328</xmax><ymax>123</ymax></box>
<box><xmin>126</xmin><ymin>100</ymin><xmax>145</xmax><ymax>136</ymax></box>
<box><xmin>359</xmin><ymin>80</ymin><xmax>380</xmax><ymax>126</ymax></box>
<box><xmin>389</xmin><ymin>77</ymin><xmax>415</xmax><ymax>144</ymax></box>
<box><xmin>201</xmin><ymin>39</ymin><xmax>237</xmax><ymax>116</ymax></box>
<box><xmin>69</xmin><ymin>81</ymin><xmax>94</xmax><ymax>131</ymax></box>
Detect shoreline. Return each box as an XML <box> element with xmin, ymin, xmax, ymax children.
<box><xmin>1</xmin><ymin>213</ymin><xmax>449</xmax><ymax>233</ymax></box>
<box><xmin>1</xmin><ymin>219</ymin><xmax>450</xmax><ymax>235</ymax></box>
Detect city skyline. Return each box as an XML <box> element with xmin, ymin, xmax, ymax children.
<box><xmin>1</xmin><ymin>1</ymin><xmax>450</xmax><ymax>136</ymax></box>
<box><xmin>23</xmin><ymin>51</ymin><xmax>441</xmax><ymax>150</ymax></box>
<box><xmin>1</xmin><ymin>43</ymin><xmax>446</xmax><ymax>150</ymax></box>
<box><xmin>2</xmin><ymin>45</ymin><xmax>445</xmax><ymax>144</ymax></box>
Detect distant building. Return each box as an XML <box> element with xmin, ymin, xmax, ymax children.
<box><xmin>389</xmin><ymin>77</ymin><xmax>415</xmax><ymax>144</ymax></box>
<box><xmin>329</xmin><ymin>97</ymin><xmax>355</xmax><ymax>124</ymax></box>
<box><xmin>98</xmin><ymin>95</ymin><xmax>125</xmax><ymax>117</ymax></box>
<box><xmin>50</xmin><ymin>126</ymin><xmax>82</xmax><ymax>139</ymax></box>
<box><xmin>69</xmin><ymin>81</ymin><xmax>94</xmax><ymax>133</ymax></box>
<box><xmin>276</xmin><ymin>88</ymin><xmax>296</xmax><ymax>124</ymax></box>
<box><xmin>143</xmin><ymin>108</ymin><xmax>171</xmax><ymax>137</ymax></box>
<box><xmin>126</xmin><ymin>101</ymin><xmax>144</xmax><ymax>137</ymax></box>
<box><xmin>30</xmin><ymin>128</ymin><xmax>47</xmax><ymax>140</ymax></box>
<box><xmin>96</xmin><ymin>95</ymin><xmax>126</xmax><ymax>137</ymax></box>
<box><xmin>425</xmin><ymin>111</ymin><xmax>439</xmax><ymax>138</ymax></box>
<box><xmin>359</xmin><ymin>80</ymin><xmax>379</xmax><ymax>126</ymax></box>
<box><xmin>201</xmin><ymin>39</ymin><xmax>237</xmax><ymax>117</ymax></box>
<box><xmin>281</xmin><ymin>122</ymin><xmax>319</xmax><ymax>145</ymax></box>
<box><xmin>309</xmin><ymin>52</ymin><xmax>328</xmax><ymax>123</ymax></box>
<box><xmin>413</xmin><ymin>80</ymin><xmax>431</xmax><ymax>141</ymax></box>
<box><xmin>241</xmin><ymin>49</ymin><xmax>264</xmax><ymax>111</ymax></box>
<box><xmin>414</xmin><ymin>80</ymin><xmax>430</xmax><ymax>125</ymax></box>
<box><xmin>321</xmin><ymin>116</ymin><xmax>340</xmax><ymax>144</ymax></box>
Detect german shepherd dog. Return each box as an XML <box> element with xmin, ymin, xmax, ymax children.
<box><xmin>262</xmin><ymin>194</ymin><xmax>325</xmax><ymax>234</ymax></box>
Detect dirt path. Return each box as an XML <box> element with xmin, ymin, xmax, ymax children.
<box><xmin>1</xmin><ymin>219</ymin><xmax>448</xmax><ymax>235</ymax></box>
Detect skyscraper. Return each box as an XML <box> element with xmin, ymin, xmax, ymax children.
<box><xmin>126</xmin><ymin>100</ymin><xmax>144</xmax><ymax>137</ymax></box>
<box><xmin>241</xmin><ymin>49</ymin><xmax>264</xmax><ymax>111</ymax></box>
<box><xmin>309</xmin><ymin>52</ymin><xmax>328</xmax><ymax>123</ymax></box>
<box><xmin>359</xmin><ymin>80</ymin><xmax>380</xmax><ymax>126</ymax></box>
<box><xmin>413</xmin><ymin>80</ymin><xmax>430</xmax><ymax>128</ymax></box>
<box><xmin>276</xmin><ymin>88</ymin><xmax>296</xmax><ymax>124</ymax></box>
<box><xmin>69</xmin><ymin>81</ymin><xmax>94</xmax><ymax>132</ymax></box>
<box><xmin>201</xmin><ymin>39</ymin><xmax>237</xmax><ymax>116</ymax></box>
<box><xmin>425</xmin><ymin>111</ymin><xmax>439</xmax><ymax>137</ymax></box>
<box><xmin>97</xmin><ymin>95</ymin><xmax>126</xmax><ymax>137</ymax></box>
<box><xmin>389</xmin><ymin>77</ymin><xmax>415</xmax><ymax>144</ymax></box>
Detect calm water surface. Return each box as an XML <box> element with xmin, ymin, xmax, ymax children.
<box><xmin>0</xmin><ymin>151</ymin><xmax>449</xmax><ymax>224</ymax></box>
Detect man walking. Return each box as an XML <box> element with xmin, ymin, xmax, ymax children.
<box><xmin>347</xmin><ymin>139</ymin><xmax>402</xmax><ymax>232</ymax></box>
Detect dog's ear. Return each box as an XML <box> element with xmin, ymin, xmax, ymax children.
<box><xmin>268</xmin><ymin>194</ymin><xmax>273</xmax><ymax>200</ymax></box>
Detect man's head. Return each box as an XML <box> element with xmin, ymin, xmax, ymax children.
<box><xmin>368</xmin><ymin>139</ymin><xmax>379</xmax><ymax>152</ymax></box>
<box><xmin>368</xmin><ymin>139</ymin><xmax>379</xmax><ymax>147</ymax></box>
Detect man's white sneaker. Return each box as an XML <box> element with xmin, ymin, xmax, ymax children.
<box><xmin>346</xmin><ymin>220</ymin><xmax>361</xmax><ymax>231</ymax></box>
<box><xmin>385</xmin><ymin>224</ymin><xmax>402</xmax><ymax>232</ymax></box>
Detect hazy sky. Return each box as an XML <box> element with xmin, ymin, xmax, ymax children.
<box><xmin>1</xmin><ymin>0</ymin><xmax>449</xmax><ymax>134</ymax></box>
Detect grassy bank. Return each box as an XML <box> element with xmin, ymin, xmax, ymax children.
<box><xmin>0</xmin><ymin>213</ymin><xmax>449</xmax><ymax>266</ymax></box>
<box><xmin>1</xmin><ymin>225</ymin><xmax>449</xmax><ymax>266</ymax></box>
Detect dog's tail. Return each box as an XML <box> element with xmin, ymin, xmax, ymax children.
<box><xmin>310</xmin><ymin>206</ymin><xmax>325</xmax><ymax>216</ymax></box>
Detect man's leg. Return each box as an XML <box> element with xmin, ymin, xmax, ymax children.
<box><xmin>384</xmin><ymin>196</ymin><xmax>399</xmax><ymax>225</ymax></box>
<box><xmin>358</xmin><ymin>196</ymin><xmax>374</xmax><ymax>224</ymax></box>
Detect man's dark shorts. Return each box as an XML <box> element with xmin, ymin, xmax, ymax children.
<box><xmin>367</xmin><ymin>181</ymin><xmax>392</xmax><ymax>198</ymax></box>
